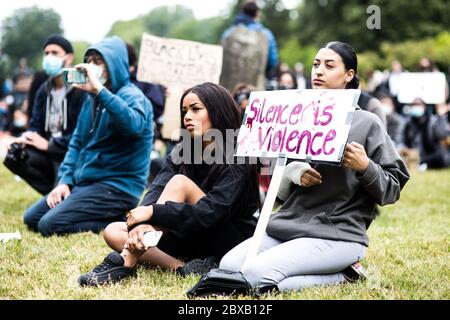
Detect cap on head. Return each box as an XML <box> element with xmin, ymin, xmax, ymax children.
<box><xmin>43</xmin><ymin>34</ymin><xmax>73</xmax><ymax>54</ymax></box>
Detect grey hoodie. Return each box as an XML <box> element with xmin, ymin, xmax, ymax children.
<box><xmin>267</xmin><ymin>109</ymin><xmax>410</xmax><ymax>246</ymax></box>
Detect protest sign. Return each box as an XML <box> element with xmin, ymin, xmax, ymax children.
<box><xmin>137</xmin><ymin>33</ymin><xmax>223</xmax><ymax>87</ymax></box>
<box><xmin>397</xmin><ymin>72</ymin><xmax>447</xmax><ymax>104</ymax></box>
<box><xmin>137</xmin><ymin>33</ymin><xmax>223</xmax><ymax>139</ymax></box>
<box><xmin>236</xmin><ymin>89</ymin><xmax>360</xmax><ymax>164</ymax></box>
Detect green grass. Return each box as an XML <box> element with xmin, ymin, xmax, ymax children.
<box><xmin>0</xmin><ymin>163</ymin><xmax>449</xmax><ymax>300</ymax></box>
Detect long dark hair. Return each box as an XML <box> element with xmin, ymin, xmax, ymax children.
<box><xmin>176</xmin><ymin>82</ymin><xmax>254</xmax><ymax>190</ymax></box>
<box><xmin>322</xmin><ymin>41</ymin><xmax>359</xmax><ymax>89</ymax></box>
<box><xmin>180</xmin><ymin>82</ymin><xmax>241</xmax><ymax>135</ymax></box>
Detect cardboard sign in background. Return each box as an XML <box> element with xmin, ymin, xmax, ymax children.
<box><xmin>236</xmin><ymin>89</ymin><xmax>360</xmax><ymax>164</ymax></box>
<box><xmin>397</xmin><ymin>72</ymin><xmax>447</xmax><ymax>104</ymax></box>
<box><xmin>137</xmin><ymin>33</ymin><xmax>223</xmax><ymax>139</ymax></box>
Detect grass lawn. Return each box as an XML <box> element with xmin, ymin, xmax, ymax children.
<box><xmin>0</xmin><ymin>163</ymin><xmax>448</xmax><ymax>300</ymax></box>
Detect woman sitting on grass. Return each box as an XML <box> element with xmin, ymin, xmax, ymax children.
<box><xmin>78</xmin><ymin>82</ymin><xmax>259</xmax><ymax>286</ymax></box>
<box><xmin>219</xmin><ymin>41</ymin><xmax>410</xmax><ymax>293</ymax></box>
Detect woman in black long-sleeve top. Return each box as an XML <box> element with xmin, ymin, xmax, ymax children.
<box><xmin>78</xmin><ymin>82</ymin><xmax>259</xmax><ymax>286</ymax></box>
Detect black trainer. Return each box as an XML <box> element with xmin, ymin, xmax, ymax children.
<box><xmin>342</xmin><ymin>262</ymin><xmax>368</xmax><ymax>283</ymax></box>
<box><xmin>176</xmin><ymin>256</ymin><xmax>218</xmax><ymax>277</ymax></box>
<box><xmin>78</xmin><ymin>251</ymin><xmax>137</xmax><ymax>286</ymax></box>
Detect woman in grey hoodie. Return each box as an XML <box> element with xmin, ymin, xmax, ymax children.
<box><xmin>219</xmin><ymin>41</ymin><xmax>410</xmax><ymax>293</ymax></box>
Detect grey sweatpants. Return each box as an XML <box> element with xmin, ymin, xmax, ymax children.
<box><xmin>219</xmin><ymin>234</ymin><xmax>366</xmax><ymax>291</ymax></box>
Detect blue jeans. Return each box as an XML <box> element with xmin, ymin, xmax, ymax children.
<box><xmin>23</xmin><ymin>183</ymin><xmax>138</xmax><ymax>236</ymax></box>
<box><xmin>220</xmin><ymin>234</ymin><xmax>366</xmax><ymax>291</ymax></box>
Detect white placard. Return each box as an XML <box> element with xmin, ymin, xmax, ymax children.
<box><xmin>397</xmin><ymin>72</ymin><xmax>446</xmax><ymax>104</ymax></box>
<box><xmin>137</xmin><ymin>33</ymin><xmax>223</xmax><ymax>139</ymax></box>
<box><xmin>137</xmin><ymin>33</ymin><xmax>223</xmax><ymax>88</ymax></box>
<box><xmin>235</xmin><ymin>89</ymin><xmax>360</xmax><ymax>164</ymax></box>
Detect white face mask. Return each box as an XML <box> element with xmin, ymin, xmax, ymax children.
<box><xmin>382</xmin><ymin>104</ymin><xmax>393</xmax><ymax>115</ymax></box>
<box><xmin>410</xmin><ymin>105</ymin><xmax>425</xmax><ymax>118</ymax></box>
<box><xmin>42</xmin><ymin>55</ymin><xmax>65</xmax><ymax>77</ymax></box>
<box><xmin>90</xmin><ymin>63</ymin><xmax>107</xmax><ymax>85</ymax></box>
<box><xmin>13</xmin><ymin>118</ymin><xmax>27</xmax><ymax>128</ymax></box>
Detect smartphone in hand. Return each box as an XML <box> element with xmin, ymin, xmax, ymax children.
<box><xmin>63</xmin><ymin>68</ymin><xmax>87</xmax><ymax>84</ymax></box>
<box><xmin>143</xmin><ymin>231</ymin><xmax>163</xmax><ymax>248</ymax></box>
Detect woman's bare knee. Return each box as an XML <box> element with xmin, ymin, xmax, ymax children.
<box><xmin>103</xmin><ymin>221</ymin><xmax>127</xmax><ymax>250</ymax></box>
<box><xmin>166</xmin><ymin>174</ymin><xmax>192</xmax><ymax>189</ymax></box>
<box><xmin>166</xmin><ymin>174</ymin><xmax>205</xmax><ymax>203</ymax></box>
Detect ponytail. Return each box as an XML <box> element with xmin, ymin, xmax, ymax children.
<box><xmin>346</xmin><ymin>73</ymin><xmax>359</xmax><ymax>89</ymax></box>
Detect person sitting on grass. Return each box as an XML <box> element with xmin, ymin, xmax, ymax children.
<box><xmin>78</xmin><ymin>82</ymin><xmax>259</xmax><ymax>286</ymax></box>
<box><xmin>22</xmin><ymin>36</ymin><xmax>153</xmax><ymax>236</ymax></box>
<box><xmin>219</xmin><ymin>41</ymin><xmax>410</xmax><ymax>293</ymax></box>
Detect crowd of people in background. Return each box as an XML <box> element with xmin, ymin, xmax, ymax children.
<box><xmin>1</xmin><ymin>25</ymin><xmax>449</xmax><ymax>174</ymax></box>
<box><xmin>0</xmin><ymin>0</ymin><xmax>448</xmax><ymax>295</ymax></box>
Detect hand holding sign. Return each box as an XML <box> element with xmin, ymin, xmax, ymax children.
<box><xmin>343</xmin><ymin>142</ymin><xmax>369</xmax><ymax>173</ymax></box>
<box><xmin>236</xmin><ymin>89</ymin><xmax>360</xmax><ymax>164</ymax></box>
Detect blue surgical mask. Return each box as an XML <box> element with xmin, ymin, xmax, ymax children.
<box><xmin>42</xmin><ymin>55</ymin><xmax>65</xmax><ymax>77</ymax></box>
<box><xmin>13</xmin><ymin>118</ymin><xmax>27</xmax><ymax>128</ymax></box>
<box><xmin>90</xmin><ymin>64</ymin><xmax>107</xmax><ymax>85</ymax></box>
<box><xmin>410</xmin><ymin>105</ymin><xmax>425</xmax><ymax>118</ymax></box>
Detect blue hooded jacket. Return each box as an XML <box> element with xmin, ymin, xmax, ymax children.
<box><xmin>58</xmin><ymin>36</ymin><xmax>153</xmax><ymax>199</ymax></box>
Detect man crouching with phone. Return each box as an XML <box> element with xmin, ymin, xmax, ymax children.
<box><xmin>23</xmin><ymin>36</ymin><xmax>154</xmax><ymax>237</ymax></box>
<box><xmin>4</xmin><ymin>34</ymin><xmax>87</xmax><ymax>195</ymax></box>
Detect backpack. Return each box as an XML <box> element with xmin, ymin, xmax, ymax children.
<box><xmin>219</xmin><ymin>24</ymin><xmax>269</xmax><ymax>91</ymax></box>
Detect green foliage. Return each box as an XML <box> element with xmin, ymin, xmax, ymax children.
<box><xmin>258</xmin><ymin>0</ymin><xmax>293</xmax><ymax>47</ymax></box>
<box><xmin>72</xmin><ymin>41</ymin><xmax>91</xmax><ymax>65</ymax></box>
<box><xmin>108</xmin><ymin>18</ymin><xmax>146</xmax><ymax>50</ymax></box>
<box><xmin>0</xmin><ymin>6</ymin><xmax>63</xmax><ymax>69</ymax></box>
<box><xmin>169</xmin><ymin>17</ymin><xmax>224</xmax><ymax>44</ymax></box>
<box><xmin>357</xmin><ymin>32</ymin><xmax>450</xmax><ymax>77</ymax></box>
<box><xmin>357</xmin><ymin>50</ymin><xmax>385</xmax><ymax>79</ymax></box>
<box><xmin>143</xmin><ymin>5</ymin><xmax>194</xmax><ymax>38</ymax></box>
<box><xmin>380</xmin><ymin>32</ymin><xmax>450</xmax><ymax>71</ymax></box>
<box><xmin>279</xmin><ymin>38</ymin><xmax>317</xmax><ymax>72</ymax></box>
<box><xmin>0</xmin><ymin>55</ymin><xmax>13</xmax><ymax>86</ymax></box>
<box><xmin>106</xmin><ymin>5</ymin><xmax>223</xmax><ymax>54</ymax></box>
<box><xmin>295</xmin><ymin>0</ymin><xmax>450</xmax><ymax>52</ymax></box>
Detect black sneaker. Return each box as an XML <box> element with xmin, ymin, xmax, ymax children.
<box><xmin>342</xmin><ymin>262</ymin><xmax>368</xmax><ymax>283</ymax></box>
<box><xmin>78</xmin><ymin>251</ymin><xmax>137</xmax><ymax>286</ymax></box>
<box><xmin>176</xmin><ymin>256</ymin><xmax>218</xmax><ymax>277</ymax></box>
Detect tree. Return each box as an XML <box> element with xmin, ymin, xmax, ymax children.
<box><xmin>143</xmin><ymin>5</ymin><xmax>194</xmax><ymax>38</ymax></box>
<box><xmin>259</xmin><ymin>0</ymin><xmax>293</xmax><ymax>46</ymax></box>
<box><xmin>108</xmin><ymin>18</ymin><xmax>146</xmax><ymax>49</ymax></box>
<box><xmin>107</xmin><ymin>5</ymin><xmax>206</xmax><ymax>52</ymax></box>
<box><xmin>72</xmin><ymin>41</ymin><xmax>91</xmax><ymax>65</ymax></box>
<box><xmin>169</xmin><ymin>17</ymin><xmax>224</xmax><ymax>44</ymax></box>
<box><xmin>294</xmin><ymin>0</ymin><xmax>450</xmax><ymax>52</ymax></box>
<box><xmin>1</xmin><ymin>6</ymin><xmax>63</xmax><ymax>69</ymax></box>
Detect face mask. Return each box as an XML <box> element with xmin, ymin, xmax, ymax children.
<box><xmin>42</xmin><ymin>55</ymin><xmax>65</xmax><ymax>77</ymax></box>
<box><xmin>410</xmin><ymin>105</ymin><xmax>425</xmax><ymax>118</ymax></box>
<box><xmin>90</xmin><ymin>64</ymin><xmax>107</xmax><ymax>85</ymax></box>
<box><xmin>13</xmin><ymin>118</ymin><xmax>27</xmax><ymax>128</ymax></box>
<box><xmin>382</xmin><ymin>105</ymin><xmax>393</xmax><ymax>115</ymax></box>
